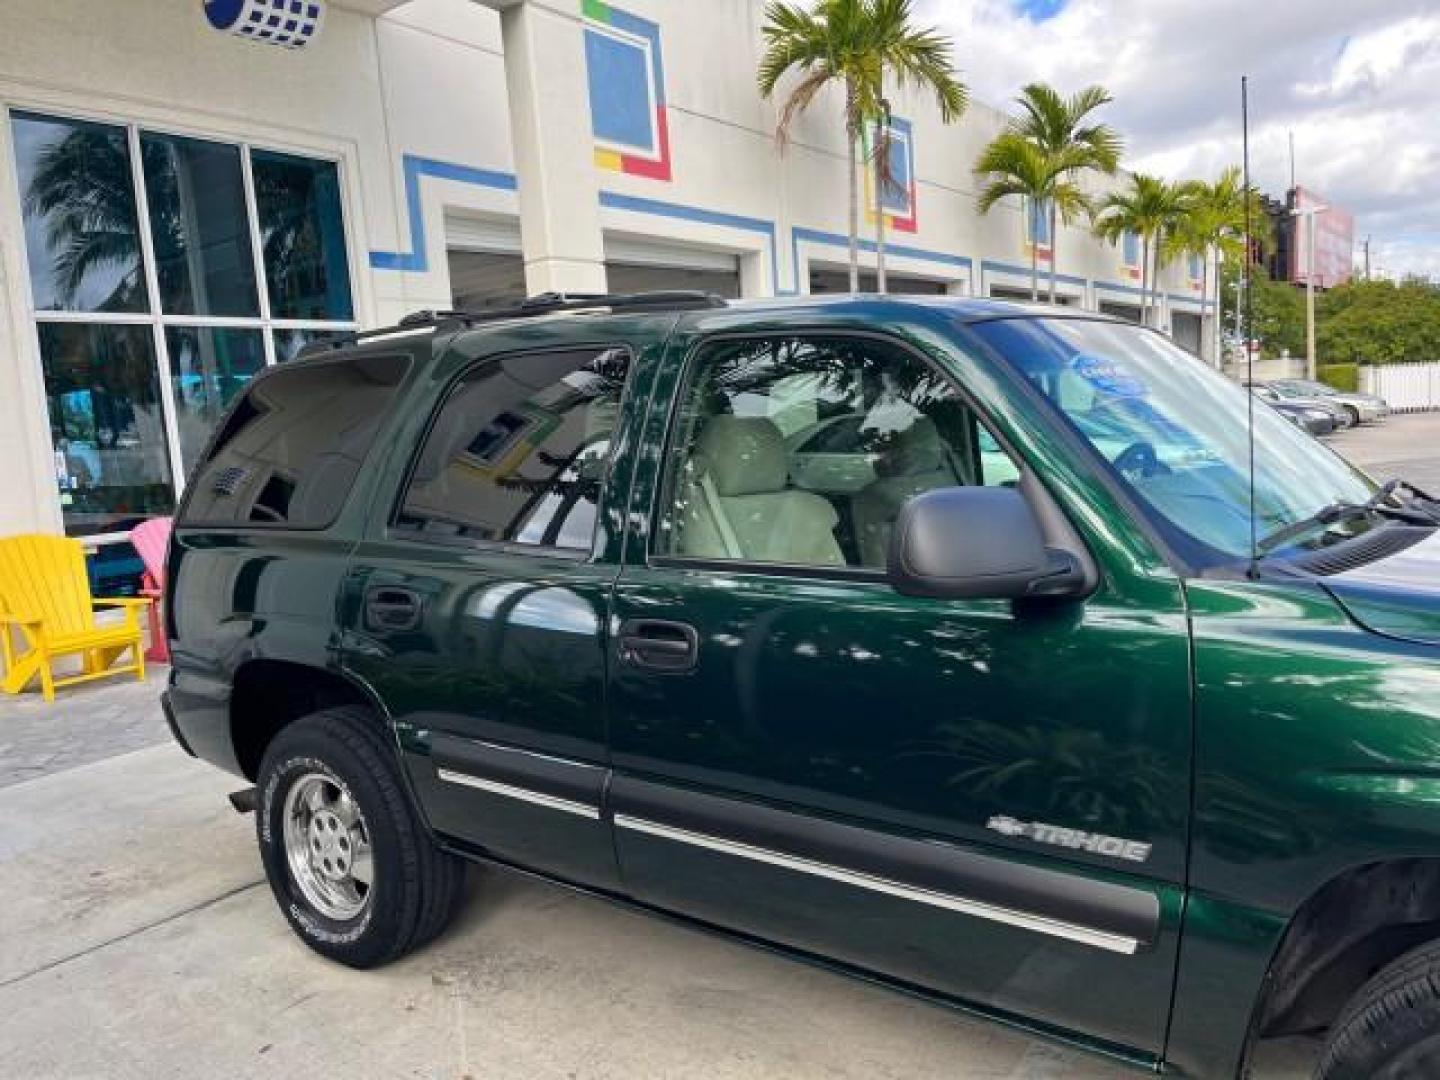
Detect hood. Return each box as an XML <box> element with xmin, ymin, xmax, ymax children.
<box><xmin>1324</xmin><ymin>527</ymin><xmax>1440</xmax><ymax>644</ymax></box>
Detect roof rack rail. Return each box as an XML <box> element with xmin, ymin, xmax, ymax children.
<box><xmin>296</xmin><ymin>290</ymin><xmax>727</xmax><ymax>360</ymax></box>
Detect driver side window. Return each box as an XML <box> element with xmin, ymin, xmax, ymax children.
<box><xmin>655</xmin><ymin>335</ymin><xmax>1017</xmax><ymax>570</ymax></box>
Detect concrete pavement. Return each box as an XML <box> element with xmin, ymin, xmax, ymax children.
<box><xmin>1325</xmin><ymin>411</ymin><xmax>1440</xmax><ymax>492</ymax></box>
<box><xmin>1</xmin><ymin>744</ymin><xmax>1150</xmax><ymax>1080</ymax></box>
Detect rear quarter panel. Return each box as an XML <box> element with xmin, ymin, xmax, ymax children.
<box><xmin>165</xmin><ymin>342</ymin><xmax>436</xmax><ymax>775</ymax></box>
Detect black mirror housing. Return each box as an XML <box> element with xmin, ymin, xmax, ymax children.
<box><xmin>888</xmin><ymin>486</ymin><xmax>1084</xmax><ymax>601</ymax></box>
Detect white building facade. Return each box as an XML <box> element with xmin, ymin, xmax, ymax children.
<box><xmin>0</xmin><ymin>0</ymin><xmax>1212</xmax><ymax>584</ymax></box>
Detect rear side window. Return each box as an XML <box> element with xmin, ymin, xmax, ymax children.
<box><xmin>182</xmin><ymin>353</ymin><xmax>409</xmax><ymax>528</ymax></box>
<box><xmin>394</xmin><ymin>347</ymin><xmax>632</xmax><ymax>552</ymax></box>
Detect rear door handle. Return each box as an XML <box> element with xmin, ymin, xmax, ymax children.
<box><xmin>365</xmin><ymin>586</ymin><xmax>423</xmax><ymax>632</ymax></box>
<box><xmin>617</xmin><ymin>619</ymin><xmax>699</xmax><ymax>673</ymax></box>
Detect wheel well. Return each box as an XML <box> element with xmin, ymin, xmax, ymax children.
<box><xmin>230</xmin><ymin>660</ymin><xmax>376</xmax><ymax>780</ymax></box>
<box><xmin>1254</xmin><ymin>860</ymin><xmax>1440</xmax><ymax>1037</ymax></box>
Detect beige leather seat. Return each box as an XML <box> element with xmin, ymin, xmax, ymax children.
<box><xmin>676</xmin><ymin>415</ymin><xmax>845</xmax><ymax>566</ymax></box>
<box><xmin>851</xmin><ymin>417</ymin><xmax>957</xmax><ymax>567</ymax></box>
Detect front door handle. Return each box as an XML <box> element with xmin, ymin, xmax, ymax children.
<box><xmin>617</xmin><ymin>619</ymin><xmax>699</xmax><ymax>673</ymax></box>
<box><xmin>365</xmin><ymin>586</ymin><xmax>423</xmax><ymax>632</ymax></box>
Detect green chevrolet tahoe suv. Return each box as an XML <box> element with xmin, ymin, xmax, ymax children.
<box><xmin>163</xmin><ymin>292</ymin><xmax>1440</xmax><ymax>1079</ymax></box>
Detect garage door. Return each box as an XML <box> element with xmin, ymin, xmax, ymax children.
<box><xmin>604</xmin><ymin>235</ymin><xmax>742</xmax><ymax>298</ymax></box>
<box><xmin>1171</xmin><ymin>312</ymin><xmax>1202</xmax><ymax>355</ymax></box>
<box><xmin>1099</xmin><ymin>300</ymin><xmax>1143</xmax><ymax>323</ymax></box>
<box><xmin>446</xmin><ymin>212</ymin><xmax>526</xmax><ymax>311</ymax></box>
<box><xmin>449</xmin><ymin>250</ymin><xmax>527</xmax><ymax>311</ymax></box>
<box><xmin>989</xmin><ymin>284</ymin><xmax>1077</xmax><ymax>306</ymax></box>
<box><xmin>810</xmin><ymin>267</ymin><xmax>947</xmax><ymax>295</ymax></box>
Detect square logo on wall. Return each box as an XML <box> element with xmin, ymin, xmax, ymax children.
<box><xmin>583</xmin><ymin>1</ymin><xmax>672</xmax><ymax>181</ymax></box>
<box><xmin>862</xmin><ymin>117</ymin><xmax>916</xmax><ymax>233</ymax></box>
<box><xmin>1021</xmin><ymin>196</ymin><xmax>1052</xmax><ymax>262</ymax></box>
<box><xmin>1122</xmin><ymin>230</ymin><xmax>1142</xmax><ymax>280</ymax></box>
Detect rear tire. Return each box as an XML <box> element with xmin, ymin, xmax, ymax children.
<box><xmin>256</xmin><ymin>706</ymin><xmax>464</xmax><ymax>968</ymax></box>
<box><xmin>1345</xmin><ymin>405</ymin><xmax>1361</xmax><ymax>427</ymax></box>
<box><xmin>1316</xmin><ymin>937</ymin><xmax>1440</xmax><ymax>1079</ymax></box>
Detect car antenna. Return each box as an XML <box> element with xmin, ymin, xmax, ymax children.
<box><xmin>1243</xmin><ymin>75</ymin><xmax>1260</xmax><ymax>581</ymax></box>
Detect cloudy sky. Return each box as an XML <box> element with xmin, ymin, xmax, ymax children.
<box><xmin>916</xmin><ymin>0</ymin><xmax>1440</xmax><ymax>280</ymax></box>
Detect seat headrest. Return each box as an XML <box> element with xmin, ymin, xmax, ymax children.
<box><xmin>875</xmin><ymin>416</ymin><xmax>945</xmax><ymax>478</ymax></box>
<box><xmin>694</xmin><ymin>415</ymin><xmax>788</xmax><ymax>496</ymax></box>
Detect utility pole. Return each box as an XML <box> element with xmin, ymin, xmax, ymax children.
<box><xmin>1292</xmin><ymin>203</ymin><xmax>1327</xmax><ymax>381</ymax></box>
<box><xmin>1363</xmin><ymin>236</ymin><xmax>1371</xmax><ymax>280</ymax></box>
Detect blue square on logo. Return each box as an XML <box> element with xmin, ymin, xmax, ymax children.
<box><xmin>584</xmin><ymin>28</ymin><xmax>655</xmax><ymax>154</ymax></box>
<box><xmin>249</xmin><ymin>9</ymin><xmax>265</xmax><ymax>22</ymax></box>
<box><xmin>268</xmin><ymin>13</ymin><xmax>281</xmax><ymax>26</ymax></box>
<box><xmin>308</xmin><ymin>4</ymin><xmax>320</xmax><ymax>18</ymax></box>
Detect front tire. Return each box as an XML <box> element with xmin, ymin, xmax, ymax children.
<box><xmin>1317</xmin><ymin>938</ymin><xmax>1440</xmax><ymax>1079</ymax></box>
<box><xmin>256</xmin><ymin>706</ymin><xmax>464</xmax><ymax>968</ymax></box>
<box><xmin>1344</xmin><ymin>405</ymin><xmax>1361</xmax><ymax>427</ymax></box>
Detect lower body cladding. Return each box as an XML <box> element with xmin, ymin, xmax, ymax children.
<box><xmin>423</xmin><ymin>735</ymin><xmax>1179</xmax><ymax>1064</ymax></box>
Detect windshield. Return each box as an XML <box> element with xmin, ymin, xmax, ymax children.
<box><xmin>971</xmin><ymin>318</ymin><xmax>1376</xmax><ymax>563</ymax></box>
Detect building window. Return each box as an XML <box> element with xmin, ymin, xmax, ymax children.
<box><xmin>164</xmin><ymin>326</ymin><xmax>267</xmax><ymax>474</ymax></box>
<box><xmin>8</xmin><ymin>108</ymin><xmax>358</xmax><ymax>547</ymax></box>
<box><xmin>252</xmin><ymin>149</ymin><xmax>354</xmax><ymax>321</ymax></box>
<box><xmin>41</xmin><ymin>322</ymin><xmax>173</xmax><ymax>537</ymax></box>
<box><xmin>13</xmin><ymin>113</ymin><xmax>149</xmax><ymax>314</ymax></box>
<box><xmin>141</xmin><ymin>132</ymin><xmax>260</xmax><ymax>318</ymax></box>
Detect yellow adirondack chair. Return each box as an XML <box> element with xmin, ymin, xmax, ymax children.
<box><xmin>0</xmin><ymin>534</ymin><xmax>151</xmax><ymax>702</ymax></box>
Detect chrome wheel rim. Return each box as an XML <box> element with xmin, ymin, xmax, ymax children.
<box><xmin>282</xmin><ymin>771</ymin><xmax>374</xmax><ymax>921</ymax></box>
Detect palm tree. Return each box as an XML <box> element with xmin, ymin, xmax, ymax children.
<box><xmin>974</xmin><ymin>133</ymin><xmax>1093</xmax><ymax>301</ymax></box>
<box><xmin>1003</xmin><ymin>83</ymin><xmax>1122</xmax><ymax>303</ymax></box>
<box><xmin>1092</xmin><ymin>173</ymin><xmax>1191</xmax><ymax>326</ymax></box>
<box><xmin>758</xmin><ymin>0</ymin><xmax>967</xmax><ymax>293</ymax></box>
<box><xmin>1165</xmin><ymin>167</ymin><xmax>1273</xmax><ymax>360</ymax></box>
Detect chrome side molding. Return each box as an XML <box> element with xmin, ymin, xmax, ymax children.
<box><xmin>613</xmin><ymin>813</ymin><xmax>1143</xmax><ymax>955</ymax></box>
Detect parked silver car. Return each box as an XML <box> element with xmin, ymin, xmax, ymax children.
<box><xmin>1270</xmin><ymin>378</ymin><xmax>1390</xmax><ymax>424</ymax></box>
<box><xmin>1249</xmin><ymin>383</ymin><xmax>1356</xmax><ymax>430</ymax></box>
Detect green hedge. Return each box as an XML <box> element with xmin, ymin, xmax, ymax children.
<box><xmin>1318</xmin><ymin>363</ymin><xmax>1359</xmax><ymax>393</ymax></box>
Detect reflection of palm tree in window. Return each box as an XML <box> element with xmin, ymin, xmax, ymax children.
<box><xmin>24</xmin><ymin>127</ymin><xmax>147</xmax><ymax>311</ymax></box>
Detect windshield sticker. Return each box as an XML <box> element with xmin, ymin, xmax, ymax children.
<box><xmin>1070</xmin><ymin>353</ymin><xmax>1148</xmax><ymax>399</ymax></box>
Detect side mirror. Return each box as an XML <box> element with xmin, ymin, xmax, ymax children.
<box><xmin>887</xmin><ymin>486</ymin><xmax>1086</xmax><ymax>601</ymax></box>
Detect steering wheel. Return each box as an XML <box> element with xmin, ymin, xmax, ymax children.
<box><xmin>1113</xmin><ymin>441</ymin><xmax>1169</xmax><ymax>481</ymax></box>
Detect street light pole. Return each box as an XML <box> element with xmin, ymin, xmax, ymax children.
<box><xmin>1291</xmin><ymin>203</ymin><xmax>1327</xmax><ymax>381</ymax></box>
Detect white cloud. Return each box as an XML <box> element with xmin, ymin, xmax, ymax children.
<box><xmin>917</xmin><ymin>0</ymin><xmax>1440</xmax><ymax>279</ymax></box>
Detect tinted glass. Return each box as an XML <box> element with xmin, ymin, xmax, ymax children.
<box><xmin>396</xmin><ymin>348</ymin><xmax>632</xmax><ymax>551</ymax></box>
<box><xmin>165</xmin><ymin>326</ymin><xmax>266</xmax><ymax>476</ymax></box>
<box><xmin>12</xmin><ymin>112</ymin><xmax>148</xmax><ymax>313</ymax></box>
<box><xmin>141</xmin><ymin>132</ymin><xmax>259</xmax><ymax>316</ymax></box>
<box><xmin>41</xmin><ymin>322</ymin><xmax>173</xmax><ymax>535</ymax></box>
<box><xmin>973</xmin><ymin>318</ymin><xmax>1374</xmax><ymax>560</ymax></box>
<box><xmin>251</xmin><ymin>150</ymin><xmax>353</xmax><ymax>321</ymax></box>
<box><xmin>183</xmin><ymin>353</ymin><xmax>408</xmax><ymax>527</ymax></box>
<box><xmin>657</xmin><ymin>335</ymin><xmax>1012</xmax><ymax>569</ymax></box>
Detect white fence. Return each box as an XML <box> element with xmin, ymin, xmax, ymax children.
<box><xmin>1361</xmin><ymin>364</ymin><xmax>1440</xmax><ymax>412</ymax></box>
